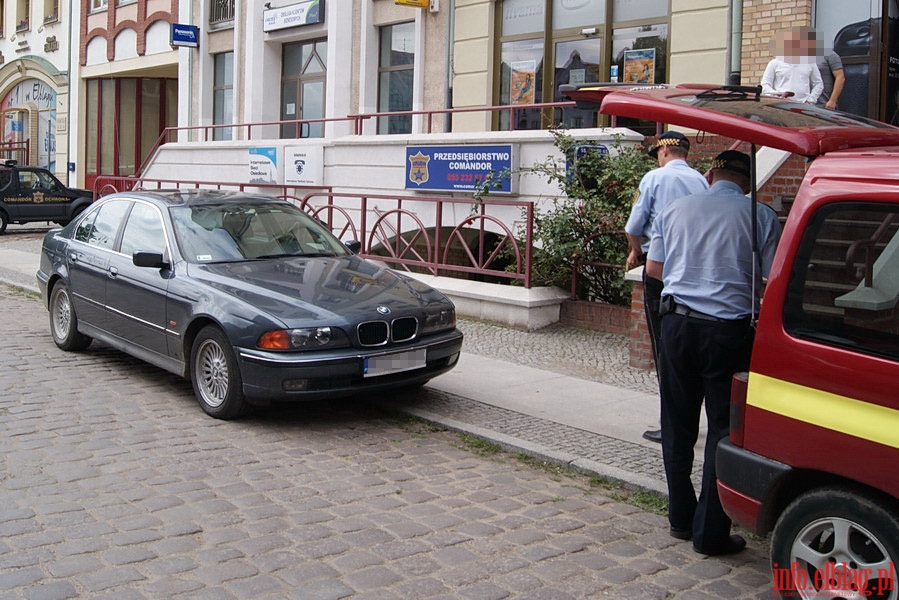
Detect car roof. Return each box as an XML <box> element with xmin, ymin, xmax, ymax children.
<box><xmin>560</xmin><ymin>83</ymin><xmax>899</xmax><ymax>157</ymax></box>
<box><xmin>103</xmin><ymin>189</ymin><xmax>286</xmax><ymax>208</ymax></box>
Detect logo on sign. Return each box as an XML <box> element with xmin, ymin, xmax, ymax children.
<box><xmin>408</xmin><ymin>151</ymin><xmax>430</xmax><ymax>186</ymax></box>
<box><xmin>294</xmin><ymin>159</ymin><xmax>305</xmax><ymax>175</ymax></box>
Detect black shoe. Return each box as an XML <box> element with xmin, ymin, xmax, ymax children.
<box><xmin>669</xmin><ymin>526</ymin><xmax>692</xmax><ymax>540</ymax></box>
<box><xmin>642</xmin><ymin>429</ymin><xmax>662</xmax><ymax>443</ymax></box>
<box><xmin>694</xmin><ymin>534</ymin><xmax>746</xmax><ymax>556</ymax></box>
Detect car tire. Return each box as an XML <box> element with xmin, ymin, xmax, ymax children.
<box><xmin>49</xmin><ymin>282</ymin><xmax>92</xmax><ymax>351</ymax></box>
<box><xmin>0</xmin><ymin>210</ymin><xmax>8</xmax><ymax>234</ymax></box>
<box><xmin>190</xmin><ymin>325</ymin><xmax>248</xmax><ymax>420</ymax></box>
<box><xmin>770</xmin><ymin>487</ymin><xmax>899</xmax><ymax>599</ymax></box>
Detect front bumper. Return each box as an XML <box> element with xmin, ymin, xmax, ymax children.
<box><xmin>235</xmin><ymin>328</ymin><xmax>464</xmax><ymax>401</ymax></box>
<box><xmin>716</xmin><ymin>438</ymin><xmax>792</xmax><ymax>535</ymax></box>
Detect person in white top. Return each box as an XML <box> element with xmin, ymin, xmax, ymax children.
<box><xmin>760</xmin><ymin>27</ymin><xmax>823</xmax><ymax>104</ymax></box>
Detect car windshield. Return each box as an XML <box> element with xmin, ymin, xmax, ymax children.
<box><xmin>171</xmin><ymin>201</ymin><xmax>350</xmax><ymax>263</ymax></box>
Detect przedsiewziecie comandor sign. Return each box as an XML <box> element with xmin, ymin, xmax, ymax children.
<box><xmin>405</xmin><ymin>144</ymin><xmax>518</xmax><ymax>194</ymax></box>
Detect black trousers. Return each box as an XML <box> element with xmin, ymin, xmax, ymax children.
<box><xmin>658</xmin><ymin>313</ymin><xmax>753</xmax><ymax>553</ymax></box>
<box><xmin>642</xmin><ymin>270</ymin><xmax>664</xmax><ymax>374</ymax></box>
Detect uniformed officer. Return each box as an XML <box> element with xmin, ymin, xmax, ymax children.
<box><xmin>625</xmin><ymin>131</ymin><xmax>708</xmax><ymax>443</ymax></box>
<box><xmin>645</xmin><ymin>149</ymin><xmax>781</xmax><ymax>555</ymax></box>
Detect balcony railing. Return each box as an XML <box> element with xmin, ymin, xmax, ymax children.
<box><xmin>210</xmin><ymin>0</ymin><xmax>235</xmax><ymax>24</ymax></box>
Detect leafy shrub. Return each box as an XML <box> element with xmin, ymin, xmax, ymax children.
<box><xmin>522</xmin><ymin>129</ymin><xmax>655</xmax><ymax>305</ymax></box>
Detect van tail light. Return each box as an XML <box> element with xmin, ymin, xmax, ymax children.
<box><xmin>729</xmin><ymin>371</ymin><xmax>749</xmax><ymax>447</ymax></box>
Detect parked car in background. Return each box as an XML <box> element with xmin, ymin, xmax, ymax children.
<box><xmin>36</xmin><ymin>190</ymin><xmax>463</xmax><ymax>419</ymax></box>
<box><xmin>563</xmin><ymin>83</ymin><xmax>899</xmax><ymax>599</ymax></box>
<box><xmin>0</xmin><ymin>160</ymin><xmax>94</xmax><ymax>233</ymax></box>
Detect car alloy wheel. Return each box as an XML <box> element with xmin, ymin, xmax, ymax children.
<box><xmin>190</xmin><ymin>326</ymin><xmax>247</xmax><ymax>419</ymax></box>
<box><xmin>196</xmin><ymin>339</ymin><xmax>229</xmax><ymax>408</ymax></box>
<box><xmin>49</xmin><ymin>282</ymin><xmax>91</xmax><ymax>351</ymax></box>
<box><xmin>771</xmin><ymin>488</ymin><xmax>899</xmax><ymax>599</ymax></box>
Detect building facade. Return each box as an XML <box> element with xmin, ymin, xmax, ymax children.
<box><xmin>0</xmin><ymin>0</ymin><xmax>71</xmax><ymax>179</ymax></box>
<box><xmin>1</xmin><ymin>1</ymin><xmax>896</xmax><ymax>190</ymax></box>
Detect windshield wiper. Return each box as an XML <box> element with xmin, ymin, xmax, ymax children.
<box><xmin>254</xmin><ymin>252</ymin><xmax>337</xmax><ymax>260</ymax></box>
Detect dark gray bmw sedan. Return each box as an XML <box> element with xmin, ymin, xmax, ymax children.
<box><xmin>36</xmin><ymin>190</ymin><xmax>463</xmax><ymax>419</ymax></box>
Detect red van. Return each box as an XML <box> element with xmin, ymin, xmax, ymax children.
<box><xmin>564</xmin><ymin>84</ymin><xmax>899</xmax><ymax>599</ymax></box>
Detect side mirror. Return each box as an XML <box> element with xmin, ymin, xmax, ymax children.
<box><xmin>133</xmin><ymin>251</ymin><xmax>170</xmax><ymax>269</ymax></box>
<box><xmin>345</xmin><ymin>240</ymin><xmax>362</xmax><ymax>254</ymax></box>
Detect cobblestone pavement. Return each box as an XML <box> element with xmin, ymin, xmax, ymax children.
<box><xmin>0</xmin><ymin>286</ymin><xmax>775</xmax><ymax>599</ymax></box>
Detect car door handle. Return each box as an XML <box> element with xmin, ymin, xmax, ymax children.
<box><xmin>68</xmin><ymin>253</ymin><xmax>78</xmax><ymax>263</ymax></box>
<box><xmin>108</xmin><ymin>266</ymin><xmax>118</xmax><ymax>278</ymax></box>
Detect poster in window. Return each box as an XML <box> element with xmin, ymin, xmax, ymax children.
<box><xmin>624</xmin><ymin>49</ymin><xmax>655</xmax><ymax>84</ymax></box>
<box><xmin>510</xmin><ymin>60</ymin><xmax>536</xmax><ymax>105</ymax></box>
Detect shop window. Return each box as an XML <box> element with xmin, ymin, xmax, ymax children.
<box><xmin>496</xmin><ymin>0</ymin><xmax>669</xmax><ymax>131</ymax></box>
<box><xmin>378</xmin><ymin>22</ymin><xmax>415</xmax><ymax>135</ymax></box>
<box><xmin>213</xmin><ymin>52</ymin><xmax>234</xmax><ymax>141</ymax></box>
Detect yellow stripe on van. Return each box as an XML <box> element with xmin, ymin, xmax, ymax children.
<box><xmin>747</xmin><ymin>374</ymin><xmax>899</xmax><ymax>449</ymax></box>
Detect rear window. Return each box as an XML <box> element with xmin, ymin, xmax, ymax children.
<box><xmin>783</xmin><ymin>201</ymin><xmax>899</xmax><ymax>362</ymax></box>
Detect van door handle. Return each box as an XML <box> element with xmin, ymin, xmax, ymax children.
<box><xmin>108</xmin><ymin>266</ymin><xmax>118</xmax><ymax>278</ymax></box>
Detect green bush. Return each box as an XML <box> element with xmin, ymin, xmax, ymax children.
<box><xmin>523</xmin><ymin>130</ymin><xmax>655</xmax><ymax>305</ymax></box>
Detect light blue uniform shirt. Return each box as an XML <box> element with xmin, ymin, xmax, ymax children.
<box><xmin>647</xmin><ymin>180</ymin><xmax>782</xmax><ymax>320</ymax></box>
<box><xmin>625</xmin><ymin>159</ymin><xmax>709</xmax><ymax>251</ymax></box>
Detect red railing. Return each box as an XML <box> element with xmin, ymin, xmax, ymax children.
<box><xmin>134</xmin><ymin>101</ymin><xmax>581</xmax><ymax>178</ymax></box>
<box><xmin>92</xmin><ymin>177</ymin><xmax>535</xmax><ymax>287</ymax></box>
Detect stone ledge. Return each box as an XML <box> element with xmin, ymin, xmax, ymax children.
<box><xmin>401</xmin><ymin>273</ymin><xmax>570</xmax><ymax>331</ymax></box>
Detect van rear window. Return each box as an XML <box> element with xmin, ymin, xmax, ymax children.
<box><xmin>783</xmin><ymin>202</ymin><xmax>899</xmax><ymax>362</ymax></box>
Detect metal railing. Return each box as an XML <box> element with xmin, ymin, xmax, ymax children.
<box><xmin>91</xmin><ymin>177</ymin><xmax>535</xmax><ymax>287</ymax></box>
<box><xmin>210</xmin><ymin>0</ymin><xmax>235</xmax><ymax>24</ymax></box>
<box><xmin>134</xmin><ymin>101</ymin><xmax>582</xmax><ymax>179</ymax></box>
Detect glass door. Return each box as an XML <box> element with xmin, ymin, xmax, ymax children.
<box><xmin>281</xmin><ymin>39</ymin><xmax>327</xmax><ymax>138</ymax></box>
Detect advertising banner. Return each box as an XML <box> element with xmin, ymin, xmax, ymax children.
<box><xmin>624</xmin><ymin>48</ymin><xmax>655</xmax><ymax>84</ymax></box>
<box><xmin>405</xmin><ymin>145</ymin><xmax>518</xmax><ymax>194</ymax></box>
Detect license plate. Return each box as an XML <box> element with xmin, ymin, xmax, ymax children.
<box><xmin>363</xmin><ymin>348</ymin><xmax>427</xmax><ymax>378</ymax></box>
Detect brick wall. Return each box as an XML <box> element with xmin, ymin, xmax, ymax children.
<box><xmin>741</xmin><ymin>0</ymin><xmax>813</xmax><ymax>86</ymax></box>
<box><xmin>559</xmin><ymin>299</ymin><xmax>631</xmax><ymax>336</ymax></box>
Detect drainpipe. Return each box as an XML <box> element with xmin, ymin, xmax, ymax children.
<box><xmin>728</xmin><ymin>0</ymin><xmax>743</xmax><ymax>85</ymax></box>
<box><xmin>445</xmin><ymin>0</ymin><xmax>455</xmax><ymax>132</ymax></box>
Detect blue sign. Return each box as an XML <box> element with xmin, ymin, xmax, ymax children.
<box><xmin>566</xmin><ymin>143</ymin><xmax>609</xmax><ymax>181</ymax></box>
<box><xmin>171</xmin><ymin>24</ymin><xmax>199</xmax><ymax>48</ymax></box>
<box><xmin>405</xmin><ymin>145</ymin><xmax>517</xmax><ymax>194</ymax></box>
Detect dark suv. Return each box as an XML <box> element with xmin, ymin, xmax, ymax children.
<box><xmin>0</xmin><ymin>160</ymin><xmax>93</xmax><ymax>234</ymax></box>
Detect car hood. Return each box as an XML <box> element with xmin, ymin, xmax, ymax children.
<box><xmin>560</xmin><ymin>83</ymin><xmax>899</xmax><ymax>157</ymax></box>
<box><xmin>187</xmin><ymin>255</ymin><xmax>451</xmax><ymax>325</ymax></box>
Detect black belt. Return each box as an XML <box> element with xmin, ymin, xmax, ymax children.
<box><xmin>672</xmin><ymin>303</ymin><xmax>748</xmax><ymax>324</ymax></box>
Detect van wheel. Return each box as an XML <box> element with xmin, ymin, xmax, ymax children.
<box><xmin>770</xmin><ymin>488</ymin><xmax>899</xmax><ymax>599</ymax></box>
<box><xmin>190</xmin><ymin>326</ymin><xmax>248</xmax><ymax>419</ymax></box>
<box><xmin>0</xmin><ymin>210</ymin><xmax>8</xmax><ymax>234</ymax></box>
<box><xmin>49</xmin><ymin>282</ymin><xmax>92</xmax><ymax>351</ymax></box>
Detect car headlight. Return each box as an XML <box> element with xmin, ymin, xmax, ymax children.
<box><xmin>420</xmin><ymin>308</ymin><xmax>456</xmax><ymax>335</ymax></box>
<box><xmin>257</xmin><ymin>326</ymin><xmax>349</xmax><ymax>351</ymax></box>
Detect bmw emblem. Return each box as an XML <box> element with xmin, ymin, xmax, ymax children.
<box><xmin>377</xmin><ymin>306</ymin><xmax>391</xmax><ymax>315</ymax></box>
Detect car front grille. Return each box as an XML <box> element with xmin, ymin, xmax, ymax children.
<box><xmin>357</xmin><ymin>317</ymin><xmax>418</xmax><ymax>346</ymax></box>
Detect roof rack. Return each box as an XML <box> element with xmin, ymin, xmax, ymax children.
<box><xmin>695</xmin><ymin>85</ymin><xmax>762</xmax><ymax>102</ymax></box>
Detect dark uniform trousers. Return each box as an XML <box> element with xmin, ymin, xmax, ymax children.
<box><xmin>658</xmin><ymin>312</ymin><xmax>753</xmax><ymax>553</ymax></box>
<box><xmin>642</xmin><ymin>269</ymin><xmax>664</xmax><ymax>372</ymax></box>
